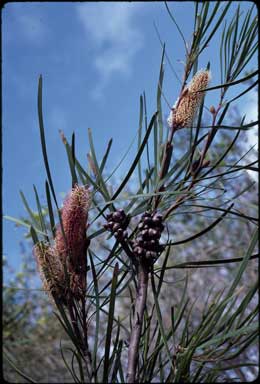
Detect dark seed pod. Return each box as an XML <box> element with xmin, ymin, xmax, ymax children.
<box><xmin>143</xmin><ymin>242</ymin><xmax>152</xmax><ymax>251</ymax></box>
<box><xmin>154</xmin><ymin>230</ymin><xmax>161</xmax><ymax>239</ymax></box>
<box><xmin>143</xmin><ymin>241</ymin><xmax>149</xmax><ymax>249</ymax></box>
<box><xmin>108</xmin><ymin>221</ymin><xmax>114</xmax><ymax>229</ymax></box>
<box><xmin>117</xmin><ymin>228</ymin><xmax>123</xmax><ymax>236</ymax></box>
<box><xmin>112</xmin><ymin>211</ymin><xmax>123</xmax><ymax>222</ymax></box>
<box><xmin>152</xmin><ymin>218</ymin><xmax>161</xmax><ymax>226</ymax></box>
<box><xmin>145</xmin><ymin>251</ymin><xmax>152</xmax><ymax>258</ymax></box>
<box><xmin>148</xmin><ymin>228</ymin><xmax>157</xmax><ymax>238</ymax></box>
<box><xmin>153</xmin><ymin>213</ymin><xmax>163</xmax><ymax>221</ymax></box>
<box><xmin>113</xmin><ymin>223</ymin><xmax>121</xmax><ymax>232</ymax></box>
<box><xmin>143</xmin><ymin>217</ymin><xmax>153</xmax><ymax>226</ymax></box>
<box><xmin>150</xmin><ymin>251</ymin><xmax>157</xmax><ymax>259</ymax></box>
<box><xmin>106</xmin><ymin>213</ymin><xmax>113</xmax><ymax>220</ymax></box>
<box><xmin>123</xmin><ymin>231</ymin><xmax>128</xmax><ymax>239</ymax></box>
<box><xmin>138</xmin><ymin>222</ymin><xmax>144</xmax><ymax>229</ymax></box>
<box><xmin>134</xmin><ymin>247</ymin><xmax>144</xmax><ymax>255</ymax></box>
<box><xmin>136</xmin><ymin>237</ymin><xmax>144</xmax><ymax>246</ymax></box>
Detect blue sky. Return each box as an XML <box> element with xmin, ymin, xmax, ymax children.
<box><xmin>2</xmin><ymin>2</ymin><xmax>257</xmax><ymax>281</ymax></box>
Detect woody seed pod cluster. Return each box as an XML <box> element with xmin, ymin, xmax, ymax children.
<box><xmin>167</xmin><ymin>69</ymin><xmax>211</xmax><ymax>129</ymax></box>
<box><xmin>130</xmin><ymin>211</ymin><xmax>165</xmax><ymax>263</ymax></box>
<box><xmin>104</xmin><ymin>209</ymin><xmax>130</xmax><ymax>240</ymax></box>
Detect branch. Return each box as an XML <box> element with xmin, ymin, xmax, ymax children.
<box><xmin>127</xmin><ymin>263</ymin><xmax>149</xmax><ymax>383</ymax></box>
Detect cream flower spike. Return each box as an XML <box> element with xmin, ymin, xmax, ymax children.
<box><xmin>167</xmin><ymin>69</ymin><xmax>211</xmax><ymax>129</ymax></box>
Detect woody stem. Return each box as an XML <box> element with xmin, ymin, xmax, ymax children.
<box><xmin>127</xmin><ymin>263</ymin><xmax>149</xmax><ymax>383</ymax></box>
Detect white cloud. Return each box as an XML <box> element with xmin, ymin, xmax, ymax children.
<box><xmin>76</xmin><ymin>2</ymin><xmax>144</xmax><ymax>98</ymax></box>
<box><xmin>77</xmin><ymin>3</ymin><xmax>140</xmax><ymax>46</ymax></box>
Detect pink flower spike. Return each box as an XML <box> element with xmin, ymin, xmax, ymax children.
<box><xmin>55</xmin><ymin>185</ymin><xmax>91</xmax><ymax>268</ymax></box>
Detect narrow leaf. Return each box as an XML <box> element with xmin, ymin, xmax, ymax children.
<box><xmin>103</xmin><ymin>263</ymin><xmax>119</xmax><ymax>383</ymax></box>
<box><xmin>37</xmin><ymin>75</ymin><xmax>58</xmax><ymax>208</ymax></box>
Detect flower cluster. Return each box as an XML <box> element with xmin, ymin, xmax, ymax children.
<box><xmin>55</xmin><ymin>185</ymin><xmax>91</xmax><ymax>267</ymax></box>
<box><xmin>167</xmin><ymin>69</ymin><xmax>211</xmax><ymax>129</ymax></box>
<box><xmin>34</xmin><ymin>185</ymin><xmax>91</xmax><ymax>304</ymax></box>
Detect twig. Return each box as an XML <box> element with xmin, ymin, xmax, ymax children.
<box><xmin>127</xmin><ymin>263</ymin><xmax>149</xmax><ymax>383</ymax></box>
<box><xmin>126</xmin><ymin>62</ymin><xmax>192</xmax><ymax>383</ymax></box>
<box><xmin>163</xmin><ymin>97</ymin><xmax>224</xmax><ymax>220</ymax></box>
<box><xmin>80</xmin><ymin>297</ymin><xmax>93</xmax><ymax>379</ymax></box>
<box><xmin>153</xmin><ymin>81</ymin><xmax>190</xmax><ymax>210</ymax></box>
<box><xmin>68</xmin><ymin>299</ymin><xmax>92</xmax><ymax>380</ymax></box>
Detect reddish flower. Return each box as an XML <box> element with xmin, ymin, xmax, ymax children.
<box><xmin>54</xmin><ymin>184</ymin><xmax>91</xmax><ymax>300</ymax></box>
<box><xmin>55</xmin><ymin>185</ymin><xmax>91</xmax><ymax>265</ymax></box>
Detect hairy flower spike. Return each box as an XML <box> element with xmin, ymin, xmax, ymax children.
<box><xmin>55</xmin><ymin>185</ymin><xmax>91</xmax><ymax>265</ymax></box>
<box><xmin>33</xmin><ymin>185</ymin><xmax>91</xmax><ymax>304</ymax></box>
<box><xmin>54</xmin><ymin>184</ymin><xmax>91</xmax><ymax>299</ymax></box>
<box><xmin>167</xmin><ymin>69</ymin><xmax>211</xmax><ymax>129</ymax></box>
<box><xmin>34</xmin><ymin>242</ymin><xmax>66</xmax><ymax>303</ymax></box>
